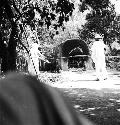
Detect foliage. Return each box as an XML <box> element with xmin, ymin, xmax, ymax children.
<box><xmin>0</xmin><ymin>0</ymin><xmax>75</xmax><ymax>72</ymax></box>
<box><xmin>17</xmin><ymin>0</ymin><xmax>75</xmax><ymax>56</ymax></box>
<box><xmin>106</xmin><ymin>57</ymin><xmax>120</xmax><ymax>71</ymax></box>
<box><xmin>78</xmin><ymin>0</ymin><xmax>119</xmax><ymax>45</ymax></box>
<box><xmin>16</xmin><ymin>0</ymin><xmax>74</xmax><ymax>29</ymax></box>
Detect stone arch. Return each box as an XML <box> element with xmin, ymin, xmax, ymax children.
<box><xmin>58</xmin><ymin>39</ymin><xmax>89</xmax><ymax>70</ymax></box>
<box><xmin>61</xmin><ymin>39</ymin><xmax>89</xmax><ymax>58</ymax></box>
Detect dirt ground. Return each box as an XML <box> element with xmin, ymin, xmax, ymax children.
<box><xmin>41</xmin><ymin>69</ymin><xmax>120</xmax><ymax>125</ymax></box>
<box><xmin>59</xmin><ymin>88</ymin><xmax>120</xmax><ymax>125</ymax></box>
<box><xmin>43</xmin><ymin>69</ymin><xmax>120</xmax><ymax>89</ymax></box>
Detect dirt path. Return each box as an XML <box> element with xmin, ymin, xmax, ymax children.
<box><xmin>50</xmin><ymin>70</ymin><xmax>120</xmax><ymax>89</ymax></box>
<box><xmin>59</xmin><ymin>88</ymin><xmax>120</xmax><ymax>125</ymax></box>
<box><xmin>43</xmin><ymin>70</ymin><xmax>120</xmax><ymax>125</ymax></box>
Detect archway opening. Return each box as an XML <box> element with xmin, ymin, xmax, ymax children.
<box><xmin>61</xmin><ymin>39</ymin><xmax>89</xmax><ymax>69</ymax></box>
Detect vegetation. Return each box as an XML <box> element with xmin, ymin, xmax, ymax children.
<box><xmin>1</xmin><ymin>0</ymin><xmax>120</xmax><ymax>73</ymax></box>
<box><xmin>0</xmin><ymin>0</ymin><xmax>74</xmax><ymax>72</ymax></box>
<box><xmin>78</xmin><ymin>0</ymin><xmax>120</xmax><ymax>46</ymax></box>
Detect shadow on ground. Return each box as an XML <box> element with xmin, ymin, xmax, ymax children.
<box><xmin>59</xmin><ymin>88</ymin><xmax>120</xmax><ymax>125</ymax></box>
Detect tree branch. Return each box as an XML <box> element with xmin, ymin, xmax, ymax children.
<box><xmin>18</xmin><ymin>39</ymin><xmax>29</xmax><ymax>55</ymax></box>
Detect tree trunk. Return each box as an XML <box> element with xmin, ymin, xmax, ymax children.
<box><xmin>0</xmin><ymin>32</ymin><xmax>9</xmax><ymax>73</ymax></box>
<box><xmin>1</xmin><ymin>44</ymin><xmax>9</xmax><ymax>73</ymax></box>
<box><xmin>7</xmin><ymin>23</ymin><xmax>17</xmax><ymax>71</ymax></box>
<box><xmin>0</xmin><ymin>2</ymin><xmax>18</xmax><ymax>73</ymax></box>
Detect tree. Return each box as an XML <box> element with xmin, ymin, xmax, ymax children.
<box><xmin>78</xmin><ymin>0</ymin><xmax>117</xmax><ymax>45</ymax></box>
<box><xmin>0</xmin><ymin>0</ymin><xmax>74</xmax><ymax>72</ymax></box>
<box><xmin>0</xmin><ymin>0</ymin><xmax>18</xmax><ymax>72</ymax></box>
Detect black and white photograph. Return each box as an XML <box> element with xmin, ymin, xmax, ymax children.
<box><xmin>1</xmin><ymin>0</ymin><xmax>120</xmax><ymax>125</ymax></box>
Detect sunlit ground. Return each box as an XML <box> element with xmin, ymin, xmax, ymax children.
<box><xmin>42</xmin><ymin>69</ymin><xmax>120</xmax><ymax>89</ymax></box>
<box><xmin>40</xmin><ymin>69</ymin><xmax>120</xmax><ymax>125</ymax></box>
<box><xmin>60</xmin><ymin>88</ymin><xmax>120</xmax><ymax>125</ymax></box>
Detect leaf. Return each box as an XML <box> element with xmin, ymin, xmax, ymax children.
<box><xmin>65</xmin><ymin>16</ymin><xmax>69</xmax><ymax>22</ymax></box>
<box><xmin>39</xmin><ymin>21</ymin><xmax>44</xmax><ymax>26</ymax></box>
<box><xmin>50</xmin><ymin>13</ymin><xmax>56</xmax><ymax>20</ymax></box>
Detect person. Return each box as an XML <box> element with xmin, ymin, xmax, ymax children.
<box><xmin>28</xmin><ymin>42</ymin><xmax>50</xmax><ymax>76</ymax></box>
<box><xmin>28</xmin><ymin>42</ymin><xmax>40</xmax><ymax>76</ymax></box>
<box><xmin>91</xmin><ymin>34</ymin><xmax>108</xmax><ymax>81</ymax></box>
<box><xmin>0</xmin><ymin>72</ymin><xmax>94</xmax><ymax>125</ymax></box>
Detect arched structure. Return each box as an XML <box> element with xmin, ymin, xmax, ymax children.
<box><xmin>58</xmin><ymin>39</ymin><xmax>89</xmax><ymax>70</ymax></box>
<box><xmin>61</xmin><ymin>39</ymin><xmax>89</xmax><ymax>57</ymax></box>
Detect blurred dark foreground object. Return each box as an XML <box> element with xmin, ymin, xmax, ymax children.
<box><xmin>0</xmin><ymin>72</ymin><xmax>94</xmax><ymax>125</ymax></box>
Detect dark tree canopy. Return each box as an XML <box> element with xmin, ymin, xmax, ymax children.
<box><xmin>80</xmin><ymin>0</ymin><xmax>109</xmax><ymax>11</ymax></box>
<box><xmin>0</xmin><ymin>0</ymin><xmax>75</xmax><ymax>73</ymax></box>
<box><xmin>78</xmin><ymin>0</ymin><xmax>118</xmax><ymax>44</ymax></box>
<box><xmin>15</xmin><ymin>0</ymin><xmax>74</xmax><ymax>31</ymax></box>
